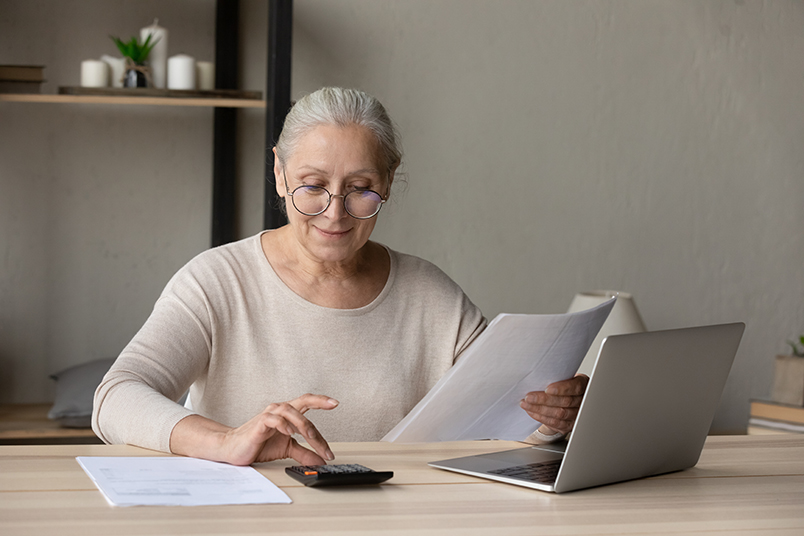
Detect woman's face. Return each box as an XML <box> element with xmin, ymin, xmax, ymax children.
<box><xmin>275</xmin><ymin>123</ymin><xmax>391</xmax><ymax>265</ymax></box>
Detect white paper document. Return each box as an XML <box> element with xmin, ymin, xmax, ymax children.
<box><xmin>76</xmin><ymin>456</ymin><xmax>292</xmax><ymax>507</ymax></box>
<box><xmin>382</xmin><ymin>298</ymin><xmax>615</xmax><ymax>443</ymax></box>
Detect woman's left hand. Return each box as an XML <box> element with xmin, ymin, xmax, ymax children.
<box><xmin>520</xmin><ymin>374</ymin><xmax>589</xmax><ymax>435</ymax></box>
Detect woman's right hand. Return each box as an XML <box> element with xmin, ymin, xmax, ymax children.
<box><xmin>169</xmin><ymin>393</ymin><xmax>339</xmax><ymax>466</ymax></box>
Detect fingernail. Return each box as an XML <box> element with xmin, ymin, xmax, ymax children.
<box><xmin>328</xmin><ymin>399</ymin><xmax>339</xmax><ymax>407</ymax></box>
<box><xmin>325</xmin><ymin>449</ymin><xmax>335</xmax><ymax>460</ymax></box>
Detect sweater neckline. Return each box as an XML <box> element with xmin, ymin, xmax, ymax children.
<box><xmin>253</xmin><ymin>230</ymin><xmax>396</xmax><ymax>315</ymax></box>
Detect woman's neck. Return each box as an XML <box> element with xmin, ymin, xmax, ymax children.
<box><xmin>261</xmin><ymin>228</ymin><xmax>390</xmax><ymax>309</ymax></box>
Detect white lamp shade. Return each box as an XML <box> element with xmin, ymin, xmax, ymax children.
<box><xmin>567</xmin><ymin>290</ymin><xmax>646</xmax><ymax>376</ymax></box>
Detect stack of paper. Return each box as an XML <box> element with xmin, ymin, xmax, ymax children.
<box><xmin>77</xmin><ymin>456</ymin><xmax>292</xmax><ymax>507</ymax></box>
<box><xmin>383</xmin><ymin>298</ymin><xmax>615</xmax><ymax>443</ymax></box>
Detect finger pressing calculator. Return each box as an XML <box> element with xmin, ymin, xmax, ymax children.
<box><xmin>285</xmin><ymin>464</ymin><xmax>394</xmax><ymax>487</ymax></box>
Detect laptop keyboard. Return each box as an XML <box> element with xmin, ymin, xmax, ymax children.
<box><xmin>488</xmin><ymin>459</ymin><xmax>561</xmax><ymax>484</ymax></box>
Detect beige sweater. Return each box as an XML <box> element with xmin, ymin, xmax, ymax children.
<box><xmin>92</xmin><ymin>232</ymin><xmax>487</xmax><ymax>452</ymax></box>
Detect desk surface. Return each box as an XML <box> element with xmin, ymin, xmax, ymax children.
<box><xmin>1</xmin><ymin>435</ymin><xmax>803</xmax><ymax>535</ymax></box>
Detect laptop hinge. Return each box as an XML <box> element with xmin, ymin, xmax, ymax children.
<box><xmin>530</xmin><ymin>439</ymin><xmax>569</xmax><ymax>454</ymax></box>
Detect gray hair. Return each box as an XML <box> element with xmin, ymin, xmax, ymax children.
<box><xmin>275</xmin><ymin>87</ymin><xmax>402</xmax><ymax>177</ymax></box>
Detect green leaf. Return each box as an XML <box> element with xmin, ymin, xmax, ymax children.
<box><xmin>789</xmin><ymin>338</ymin><xmax>804</xmax><ymax>357</ymax></box>
<box><xmin>109</xmin><ymin>34</ymin><xmax>160</xmax><ymax>63</ymax></box>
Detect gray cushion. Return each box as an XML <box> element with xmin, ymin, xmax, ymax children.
<box><xmin>48</xmin><ymin>358</ymin><xmax>115</xmax><ymax>428</ymax></box>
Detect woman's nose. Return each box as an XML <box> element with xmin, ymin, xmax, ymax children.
<box><xmin>322</xmin><ymin>193</ymin><xmax>348</xmax><ymax>220</ymax></box>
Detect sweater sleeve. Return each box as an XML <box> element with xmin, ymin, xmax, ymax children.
<box><xmin>453</xmin><ymin>292</ymin><xmax>488</xmax><ymax>362</ymax></box>
<box><xmin>392</xmin><ymin>249</ymin><xmax>488</xmax><ymax>364</ymax></box>
<box><xmin>92</xmin><ymin>277</ymin><xmax>214</xmax><ymax>452</ymax></box>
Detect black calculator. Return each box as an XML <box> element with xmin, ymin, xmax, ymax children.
<box><xmin>285</xmin><ymin>464</ymin><xmax>394</xmax><ymax>487</ymax></box>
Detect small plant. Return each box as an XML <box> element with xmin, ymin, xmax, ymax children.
<box><xmin>787</xmin><ymin>335</ymin><xmax>804</xmax><ymax>357</ymax></box>
<box><xmin>110</xmin><ymin>34</ymin><xmax>158</xmax><ymax>64</ymax></box>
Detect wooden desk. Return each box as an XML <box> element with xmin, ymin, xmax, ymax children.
<box><xmin>1</xmin><ymin>436</ymin><xmax>803</xmax><ymax>535</ymax></box>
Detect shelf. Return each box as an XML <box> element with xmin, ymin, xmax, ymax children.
<box><xmin>3</xmin><ymin>1</ymin><xmax>290</xmax><ymax>245</ymax></box>
<box><xmin>0</xmin><ymin>404</ymin><xmax>100</xmax><ymax>444</ymax></box>
<box><xmin>0</xmin><ymin>93</ymin><xmax>266</xmax><ymax>108</ymax></box>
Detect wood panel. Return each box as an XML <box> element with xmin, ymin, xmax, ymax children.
<box><xmin>0</xmin><ymin>404</ymin><xmax>98</xmax><ymax>443</ymax></box>
<box><xmin>0</xmin><ymin>437</ymin><xmax>802</xmax><ymax>535</ymax></box>
<box><xmin>0</xmin><ymin>93</ymin><xmax>266</xmax><ymax>108</ymax></box>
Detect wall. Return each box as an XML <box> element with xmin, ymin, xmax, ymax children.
<box><xmin>0</xmin><ymin>0</ymin><xmax>216</xmax><ymax>401</ymax></box>
<box><xmin>2</xmin><ymin>0</ymin><xmax>803</xmax><ymax>433</ymax></box>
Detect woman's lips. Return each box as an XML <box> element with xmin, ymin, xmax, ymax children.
<box><xmin>315</xmin><ymin>227</ymin><xmax>351</xmax><ymax>238</ymax></box>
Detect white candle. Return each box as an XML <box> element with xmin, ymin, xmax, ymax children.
<box><xmin>167</xmin><ymin>54</ymin><xmax>195</xmax><ymax>90</ymax></box>
<box><xmin>196</xmin><ymin>61</ymin><xmax>215</xmax><ymax>90</ymax></box>
<box><xmin>140</xmin><ymin>19</ymin><xmax>168</xmax><ymax>89</ymax></box>
<box><xmin>80</xmin><ymin>60</ymin><xmax>108</xmax><ymax>87</ymax></box>
<box><xmin>100</xmin><ymin>55</ymin><xmax>125</xmax><ymax>88</ymax></box>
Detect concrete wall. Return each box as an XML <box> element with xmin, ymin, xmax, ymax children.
<box><xmin>1</xmin><ymin>0</ymin><xmax>802</xmax><ymax>433</ymax></box>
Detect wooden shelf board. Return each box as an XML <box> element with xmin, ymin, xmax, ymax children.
<box><xmin>0</xmin><ymin>404</ymin><xmax>97</xmax><ymax>440</ymax></box>
<box><xmin>0</xmin><ymin>93</ymin><xmax>266</xmax><ymax>108</ymax></box>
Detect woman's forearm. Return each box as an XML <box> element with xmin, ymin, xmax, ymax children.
<box><xmin>169</xmin><ymin>395</ymin><xmax>338</xmax><ymax>466</ymax></box>
<box><xmin>169</xmin><ymin>414</ymin><xmax>231</xmax><ymax>461</ymax></box>
<box><xmin>92</xmin><ymin>372</ymin><xmax>194</xmax><ymax>452</ymax></box>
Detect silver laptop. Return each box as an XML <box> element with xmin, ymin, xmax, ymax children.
<box><xmin>429</xmin><ymin>322</ymin><xmax>745</xmax><ymax>493</ymax></box>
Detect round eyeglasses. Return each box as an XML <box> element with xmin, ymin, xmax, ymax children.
<box><xmin>283</xmin><ymin>172</ymin><xmax>386</xmax><ymax>219</ymax></box>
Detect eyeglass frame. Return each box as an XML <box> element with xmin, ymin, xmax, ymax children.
<box><xmin>281</xmin><ymin>167</ymin><xmax>388</xmax><ymax>220</ymax></box>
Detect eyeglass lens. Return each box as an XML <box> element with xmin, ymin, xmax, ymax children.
<box><xmin>292</xmin><ymin>186</ymin><xmax>383</xmax><ymax>219</ymax></box>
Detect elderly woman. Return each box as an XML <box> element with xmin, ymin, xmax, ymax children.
<box><xmin>93</xmin><ymin>87</ymin><xmax>587</xmax><ymax>466</ymax></box>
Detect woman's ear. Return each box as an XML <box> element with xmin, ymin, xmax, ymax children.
<box><xmin>273</xmin><ymin>148</ymin><xmax>285</xmax><ymax>199</ymax></box>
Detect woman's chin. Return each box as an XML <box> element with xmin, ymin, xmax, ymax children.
<box><xmin>291</xmin><ymin>218</ymin><xmax>376</xmax><ymax>264</ymax></box>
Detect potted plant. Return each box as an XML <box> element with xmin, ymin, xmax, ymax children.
<box><xmin>110</xmin><ymin>34</ymin><xmax>158</xmax><ymax>88</ymax></box>
<box><xmin>771</xmin><ymin>334</ymin><xmax>804</xmax><ymax>406</ymax></box>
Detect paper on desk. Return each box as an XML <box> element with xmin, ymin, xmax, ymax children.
<box><xmin>76</xmin><ymin>456</ymin><xmax>292</xmax><ymax>507</ymax></box>
<box><xmin>382</xmin><ymin>298</ymin><xmax>615</xmax><ymax>443</ymax></box>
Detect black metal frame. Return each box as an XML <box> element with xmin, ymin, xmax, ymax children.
<box><xmin>264</xmin><ymin>0</ymin><xmax>293</xmax><ymax>230</ymax></box>
<box><xmin>211</xmin><ymin>0</ymin><xmax>239</xmax><ymax>247</ymax></box>
<box><xmin>211</xmin><ymin>0</ymin><xmax>292</xmax><ymax>247</ymax></box>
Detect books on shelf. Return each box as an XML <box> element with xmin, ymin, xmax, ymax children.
<box><xmin>747</xmin><ymin>399</ymin><xmax>804</xmax><ymax>435</ymax></box>
<box><xmin>0</xmin><ymin>65</ymin><xmax>44</xmax><ymax>81</ymax></box>
<box><xmin>0</xmin><ymin>65</ymin><xmax>45</xmax><ymax>94</ymax></box>
<box><xmin>748</xmin><ymin>417</ymin><xmax>804</xmax><ymax>434</ymax></box>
